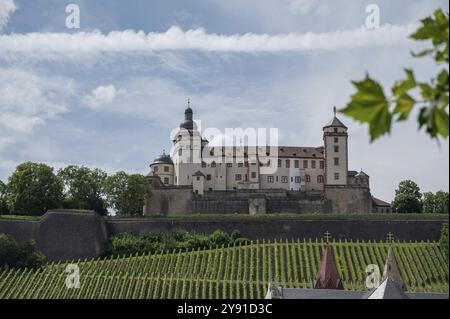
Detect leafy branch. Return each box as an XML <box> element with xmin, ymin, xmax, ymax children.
<box><xmin>340</xmin><ymin>9</ymin><xmax>449</xmax><ymax>142</ymax></box>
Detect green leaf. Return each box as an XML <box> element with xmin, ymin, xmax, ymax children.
<box><xmin>392</xmin><ymin>69</ymin><xmax>417</xmax><ymax>97</ymax></box>
<box><xmin>435</xmin><ymin>108</ymin><xmax>449</xmax><ymax>138</ymax></box>
<box><xmin>393</xmin><ymin>93</ymin><xmax>416</xmax><ymax>121</ymax></box>
<box><xmin>369</xmin><ymin>105</ymin><xmax>392</xmax><ymax>142</ymax></box>
<box><xmin>340</xmin><ymin>75</ymin><xmax>391</xmax><ymax>141</ymax></box>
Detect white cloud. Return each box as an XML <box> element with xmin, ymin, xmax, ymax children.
<box><xmin>0</xmin><ymin>68</ymin><xmax>72</xmax><ymax>134</ymax></box>
<box><xmin>0</xmin><ymin>0</ymin><xmax>16</xmax><ymax>30</ymax></box>
<box><xmin>85</xmin><ymin>85</ymin><xmax>120</xmax><ymax>108</ymax></box>
<box><xmin>0</xmin><ymin>24</ymin><xmax>417</xmax><ymax>59</ymax></box>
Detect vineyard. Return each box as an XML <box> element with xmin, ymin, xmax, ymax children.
<box><xmin>0</xmin><ymin>240</ymin><xmax>448</xmax><ymax>299</ymax></box>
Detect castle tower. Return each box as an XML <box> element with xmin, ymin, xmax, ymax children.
<box><xmin>323</xmin><ymin>107</ymin><xmax>348</xmax><ymax>185</ymax></box>
<box><xmin>172</xmin><ymin>99</ymin><xmax>202</xmax><ymax>186</ymax></box>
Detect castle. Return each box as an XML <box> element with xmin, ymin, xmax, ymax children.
<box><xmin>144</xmin><ymin>103</ymin><xmax>391</xmax><ymax>215</ymax></box>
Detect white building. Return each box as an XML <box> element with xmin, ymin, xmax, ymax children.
<box><xmin>150</xmin><ymin>105</ymin><xmax>370</xmax><ymax>195</ymax></box>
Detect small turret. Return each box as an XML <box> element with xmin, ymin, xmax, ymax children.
<box><xmin>150</xmin><ymin>150</ymin><xmax>174</xmax><ymax>186</ymax></box>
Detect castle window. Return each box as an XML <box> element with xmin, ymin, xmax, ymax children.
<box><xmin>196</xmin><ymin>176</ymin><xmax>200</xmax><ymax>181</ymax></box>
<box><xmin>291</xmin><ymin>177</ymin><xmax>293</xmax><ymax>182</ymax></box>
<box><xmin>164</xmin><ymin>177</ymin><xmax>169</xmax><ymax>184</ymax></box>
<box><xmin>281</xmin><ymin>176</ymin><xmax>288</xmax><ymax>183</ymax></box>
<box><xmin>334</xmin><ymin>157</ymin><xmax>339</xmax><ymax>166</ymax></box>
<box><xmin>153</xmin><ymin>166</ymin><xmax>159</xmax><ymax>172</ymax></box>
<box><xmin>164</xmin><ymin>166</ymin><xmax>170</xmax><ymax>172</ymax></box>
<box><xmin>305</xmin><ymin>175</ymin><xmax>311</xmax><ymax>183</ymax></box>
<box><xmin>245</xmin><ymin>174</ymin><xmax>249</xmax><ymax>182</ymax></box>
<box><xmin>294</xmin><ymin>160</ymin><xmax>299</xmax><ymax>168</ymax></box>
<box><xmin>251</xmin><ymin>172</ymin><xmax>257</xmax><ymax>179</ymax></box>
<box><xmin>267</xmin><ymin>176</ymin><xmax>274</xmax><ymax>183</ymax></box>
<box><xmin>202</xmin><ymin>162</ymin><xmax>207</xmax><ymax>168</ymax></box>
<box><xmin>207</xmin><ymin>175</ymin><xmax>212</xmax><ymax>181</ymax></box>
<box><xmin>334</xmin><ymin>173</ymin><xmax>340</xmax><ymax>180</ymax></box>
<box><xmin>334</xmin><ymin>145</ymin><xmax>339</xmax><ymax>152</ymax></box>
<box><xmin>295</xmin><ymin>176</ymin><xmax>301</xmax><ymax>183</ymax></box>
<box><xmin>320</xmin><ymin>161</ymin><xmax>324</xmax><ymax>169</ymax></box>
<box><xmin>303</xmin><ymin>160</ymin><xmax>308</xmax><ymax>169</ymax></box>
<box><xmin>311</xmin><ymin>160</ymin><xmax>316</xmax><ymax>169</ymax></box>
<box><xmin>334</xmin><ymin>137</ymin><xmax>338</xmax><ymax>143</ymax></box>
<box><xmin>276</xmin><ymin>176</ymin><xmax>279</xmax><ymax>182</ymax></box>
<box><xmin>178</xmin><ymin>149</ymin><xmax>182</xmax><ymax>156</ymax></box>
<box><xmin>334</xmin><ymin>128</ymin><xmax>338</xmax><ymax>133</ymax></box>
<box><xmin>286</xmin><ymin>160</ymin><xmax>290</xmax><ymax>168</ymax></box>
<box><xmin>238</xmin><ymin>162</ymin><xmax>244</xmax><ymax>168</ymax></box>
<box><xmin>278</xmin><ymin>159</ymin><xmax>282</xmax><ymax>168</ymax></box>
<box><xmin>211</xmin><ymin>162</ymin><xmax>216</xmax><ymax>168</ymax></box>
<box><xmin>235</xmin><ymin>174</ymin><xmax>242</xmax><ymax>181</ymax></box>
<box><xmin>227</xmin><ymin>163</ymin><xmax>232</xmax><ymax>168</ymax></box>
<box><xmin>318</xmin><ymin>175</ymin><xmax>324</xmax><ymax>183</ymax></box>
<box><xmin>245</xmin><ymin>162</ymin><xmax>249</xmax><ymax>167</ymax></box>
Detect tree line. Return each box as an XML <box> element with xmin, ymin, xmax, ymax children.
<box><xmin>0</xmin><ymin>162</ymin><xmax>152</xmax><ymax>216</ymax></box>
<box><xmin>392</xmin><ymin>180</ymin><xmax>448</xmax><ymax>214</ymax></box>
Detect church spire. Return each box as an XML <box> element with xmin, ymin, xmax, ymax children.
<box><xmin>313</xmin><ymin>232</ymin><xmax>345</xmax><ymax>290</ymax></box>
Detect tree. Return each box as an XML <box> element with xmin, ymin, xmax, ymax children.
<box><xmin>0</xmin><ymin>233</ymin><xmax>45</xmax><ymax>270</ymax></box>
<box><xmin>434</xmin><ymin>191</ymin><xmax>449</xmax><ymax>214</ymax></box>
<box><xmin>341</xmin><ymin>9</ymin><xmax>449</xmax><ymax>142</ymax></box>
<box><xmin>104</xmin><ymin>172</ymin><xmax>152</xmax><ymax>216</ymax></box>
<box><xmin>0</xmin><ymin>181</ymin><xmax>9</xmax><ymax>213</ymax></box>
<box><xmin>422</xmin><ymin>192</ymin><xmax>437</xmax><ymax>213</ymax></box>
<box><xmin>392</xmin><ymin>180</ymin><xmax>422</xmax><ymax>213</ymax></box>
<box><xmin>58</xmin><ymin>165</ymin><xmax>108</xmax><ymax>215</ymax></box>
<box><xmin>423</xmin><ymin>191</ymin><xmax>449</xmax><ymax>214</ymax></box>
<box><xmin>7</xmin><ymin>162</ymin><xmax>63</xmax><ymax>216</ymax></box>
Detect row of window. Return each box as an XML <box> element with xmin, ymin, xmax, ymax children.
<box><xmin>277</xmin><ymin>159</ymin><xmax>326</xmax><ymax>169</ymax></box>
<box><xmin>264</xmin><ymin>175</ymin><xmax>325</xmax><ymax>184</ymax></box>
<box><xmin>189</xmin><ymin>172</ymin><xmax>340</xmax><ymax>184</ymax></box>
<box><xmin>200</xmin><ymin>159</ymin><xmax>329</xmax><ymax>169</ymax></box>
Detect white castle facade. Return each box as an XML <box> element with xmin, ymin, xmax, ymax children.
<box><xmin>150</xmin><ymin>105</ymin><xmax>371</xmax><ymax>195</ymax></box>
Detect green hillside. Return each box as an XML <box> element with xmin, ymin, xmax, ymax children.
<box><xmin>0</xmin><ymin>240</ymin><xmax>448</xmax><ymax>299</ymax></box>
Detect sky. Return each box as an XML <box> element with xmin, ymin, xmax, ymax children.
<box><xmin>0</xmin><ymin>0</ymin><xmax>448</xmax><ymax>202</ymax></box>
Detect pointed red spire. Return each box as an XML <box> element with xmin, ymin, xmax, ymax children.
<box><xmin>313</xmin><ymin>245</ymin><xmax>345</xmax><ymax>290</ymax></box>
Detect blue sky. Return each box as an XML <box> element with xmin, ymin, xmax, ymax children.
<box><xmin>0</xmin><ymin>0</ymin><xmax>448</xmax><ymax>201</ymax></box>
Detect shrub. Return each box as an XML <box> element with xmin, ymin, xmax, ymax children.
<box><xmin>102</xmin><ymin>230</ymin><xmax>250</xmax><ymax>257</ymax></box>
<box><xmin>0</xmin><ymin>233</ymin><xmax>45</xmax><ymax>270</ymax></box>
